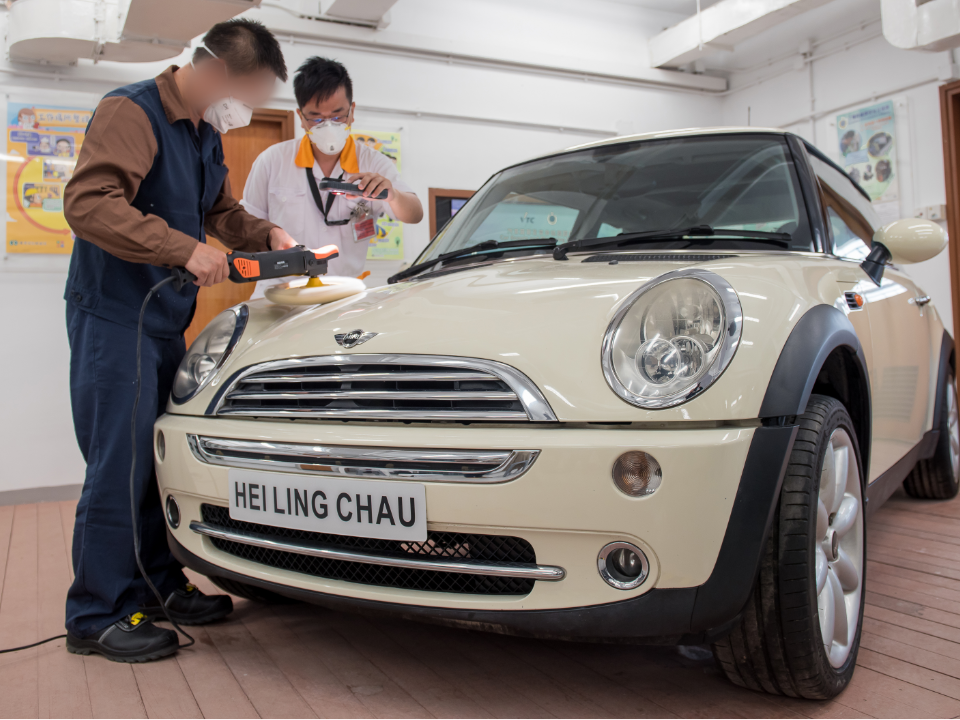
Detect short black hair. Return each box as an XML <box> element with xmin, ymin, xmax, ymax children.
<box><xmin>294</xmin><ymin>57</ymin><xmax>353</xmax><ymax>109</ymax></box>
<box><xmin>193</xmin><ymin>18</ymin><xmax>287</xmax><ymax>82</ymax></box>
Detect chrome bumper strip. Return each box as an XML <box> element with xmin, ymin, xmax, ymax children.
<box><xmin>188</xmin><ymin>435</ymin><xmax>540</xmax><ymax>483</ymax></box>
<box><xmin>190</xmin><ymin>521</ymin><xmax>565</xmax><ymax>581</ymax></box>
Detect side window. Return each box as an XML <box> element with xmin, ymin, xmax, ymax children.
<box><xmin>807</xmin><ymin>153</ymin><xmax>878</xmax><ymax>260</ymax></box>
<box><xmin>826</xmin><ymin>207</ymin><xmax>870</xmax><ymax>261</ymax></box>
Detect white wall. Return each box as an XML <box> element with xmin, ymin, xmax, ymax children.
<box><xmin>721</xmin><ymin>32</ymin><xmax>957</xmax><ymax>336</ymax></box>
<box><xmin>0</xmin><ymin>1</ymin><xmax>724</xmax><ymax>493</ymax></box>
<box><xmin>9</xmin><ymin>0</ymin><xmax>953</xmax><ymax>495</ymax></box>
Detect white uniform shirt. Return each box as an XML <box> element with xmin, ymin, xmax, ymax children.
<box><xmin>241</xmin><ymin>138</ymin><xmax>414</xmax><ymax>297</ymax></box>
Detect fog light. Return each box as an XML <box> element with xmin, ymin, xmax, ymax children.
<box><xmin>612</xmin><ymin>451</ymin><xmax>661</xmax><ymax>496</ymax></box>
<box><xmin>165</xmin><ymin>495</ymin><xmax>180</xmax><ymax>529</ymax></box>
<box><xmin>156</xmin><ymin>431</ymin><xmax>165</xmax><ymax>462</ymax></box>
<box><xmin>598</xmin><ymin>541</ymin><xmax>649</xmax><ymax>589</ymax></box>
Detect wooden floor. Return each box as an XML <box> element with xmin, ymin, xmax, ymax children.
<box><xmin>5</xmin><ymin>490</ymin><xmax>960</xmax><ymax>718</ymax></box>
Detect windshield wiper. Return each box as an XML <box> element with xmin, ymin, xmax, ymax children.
<box><xmin>389</xmin><ymin>238</ymin><xmax>558</xmax><ymax>283</ymax></box>
<box><xmin>552</xmin><ymin>225</ymin><xmax>791</xmax><ymax>260</ymax></box>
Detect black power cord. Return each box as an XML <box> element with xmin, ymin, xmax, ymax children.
<box><xmin>0</xmin><ymin>634</ymin><xmax>67</xmax><ymax>655</ymax></box>
<box><xmin>1</xmin><ymin>272</ymin><xmax>196</xmax><ymax>656</ymax></box>
<box><xmin>130</xmin><ymin>274</ymin><xmax>194</xmax><ymax>650</ymax></box>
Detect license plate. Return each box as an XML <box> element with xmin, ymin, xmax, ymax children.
<box><xmin>228</xmin><ymin>469</ymin><xmax>427</xmax><ymax>542</ymax></box>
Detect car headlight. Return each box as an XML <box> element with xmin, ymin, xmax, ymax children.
<box><xmin>601</xmin><ymin>269</ymin><xmax>742</xmax><ymax>409</ymax></box>
<box><xmin>171</xmin><ymin>305</ymin><xmax>248</xmax><ymax>404</ymax></box>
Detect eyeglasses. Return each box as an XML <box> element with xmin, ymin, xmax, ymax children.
<box><xmin>304</xmin><ymin>114</ymin><xmax>351</xmax><ymax>127</ymax></box>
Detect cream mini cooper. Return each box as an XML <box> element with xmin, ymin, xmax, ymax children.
<box><xmin>155</xmin><ymin>128</ymin><xmax>956</xmax><ymax>700</ymax></box>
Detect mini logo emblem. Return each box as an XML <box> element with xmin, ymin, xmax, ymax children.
<box><xmin>335</xmin><ymin>329</ymin><xmax>378</xmax><ymax>348</ymax></box>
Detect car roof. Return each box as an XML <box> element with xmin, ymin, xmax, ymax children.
<box><xmin>517</xmin><ymin>126</ymin><xmax>788</xmax><ymax>166</ymax></box>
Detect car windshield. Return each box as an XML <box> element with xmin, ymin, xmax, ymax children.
<box><xmin>416</xmin><ymin>134</ymin><xmax>815</xmax><ymax>267</ymax></box>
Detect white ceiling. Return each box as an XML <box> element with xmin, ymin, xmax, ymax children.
<box><xmin>609</xmin><ymin>0</ymin><xmax>882</xmax><ymax>74</ymax></box>
<box><xmin>698</xmin><ymin>0</ymin><xmax>880</xmax><ymax>72</ymax></box>
<box><xmin>604</xmin><ymin>0</ymin><xmax>722</xmax><ymax>15</ymax></box>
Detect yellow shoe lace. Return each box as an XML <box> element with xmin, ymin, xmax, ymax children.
<box><xmin>129</xmin><ymin>612</ymin><xmax>146</xmax><ymax>626</ymax></box>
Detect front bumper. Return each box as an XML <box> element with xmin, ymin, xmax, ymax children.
<box><xmin>155</xmin><ymin>414</ymin><xmax>796</xmax><ymax>640</ymax></box>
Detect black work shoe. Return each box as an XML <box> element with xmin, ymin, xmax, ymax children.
<box><xmin>66</xmin><ymin>612</ymin><xmax>178</xmax><ymax>663</ymax></box>
<box><xmin>140</xmin><ymin>583</ymin><xmax>233</xmax><ymax>626</ymax></box>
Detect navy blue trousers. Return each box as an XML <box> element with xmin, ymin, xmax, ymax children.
<box><xmin>65</xmin><ymin>305</ymin><xmax>188</xmax><ymax>637</ymax></box>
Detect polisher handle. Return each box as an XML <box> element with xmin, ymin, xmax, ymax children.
<box><xmin>226</xmin><ymin>244</ymin><xmax>340</xmax><ymax>283</ymax></box>
<box><xmin>171</xmin><ymin>267</ymin><xmax>197</xmax><ymax>292</ymax></box>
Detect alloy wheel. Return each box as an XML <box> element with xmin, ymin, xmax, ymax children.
<box><xmin>815</xmin><ymin>427</ymin><xmax>864</xmax><ymax>668</ymax></box>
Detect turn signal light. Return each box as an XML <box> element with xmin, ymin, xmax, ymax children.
<box><xmin>612</xmin><ymin>451</ymin><xmax>662</xmax><ymax>497</ymax></box>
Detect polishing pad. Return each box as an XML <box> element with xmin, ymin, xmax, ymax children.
<box><xmin>264</xmin><ymin>275</ymin><xmax>366</xmax><ymax>306</ymax></box>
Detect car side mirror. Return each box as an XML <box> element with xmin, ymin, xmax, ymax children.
<box><xmin>860</xmin><ymin>219</ymin><xmax>946</xmax><ymax>285</ymax></box>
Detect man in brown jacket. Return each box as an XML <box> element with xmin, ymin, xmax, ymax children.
<box><xmin>62</xmin><ymin>19</ymin><xmax>298</xmax><ymax>662</ymax></box>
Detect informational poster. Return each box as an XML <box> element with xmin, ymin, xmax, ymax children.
<box><xmin>836</xmin><ymin>101</ymin><xmax>900</xmax><ymax>223</ymax></box>
<box><xmin>352</xmin><ymin>129</ymin><xmax>403</xmax><ymax>260</ymax></box>
<box><xmin>5</xmin><ymin>103</ymin><xmax>92</xmax><ymax>254</ymax></box>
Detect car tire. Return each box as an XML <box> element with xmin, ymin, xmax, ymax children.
<box><xmin>903</xmin><ymin>368</ymin><xmax>960</xmax><ymax>500</ymax></box>
<box><xmin>712</xmin><ymin>395</ymin><xmax>866</xmax><ymax>699</ymax></box>
<box><xmin>209</xmin><ymin>576</ymin><xmax>297</xmax><ymax>605</ymax></box>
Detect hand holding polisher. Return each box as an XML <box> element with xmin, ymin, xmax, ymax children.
<box><xmin>171</xmin><ymin>244</ymin><xmax>341</xmax><ymax>291</ymax></box>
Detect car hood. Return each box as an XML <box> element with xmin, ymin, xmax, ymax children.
<box><xmin>192</xmin><ymin>253</ymin><xmax>826</xmax><ymax>423</ymax></box>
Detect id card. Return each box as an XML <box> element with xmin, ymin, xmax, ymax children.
<box><xmin>353</xmin><ymin>217</ymin><xmax>376</xmax><ymax>244</ymax></box>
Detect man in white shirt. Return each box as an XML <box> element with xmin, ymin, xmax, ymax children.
<box><xmin>242</xmin><ymin>57</ymin><xmax>422</xmax><ymax>297</ymax></box>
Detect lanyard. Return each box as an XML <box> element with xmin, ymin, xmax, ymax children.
<box><xmin>305</xmin><ymin>168</ymin><xmax>351</xmax><ymax>226</ymax></box>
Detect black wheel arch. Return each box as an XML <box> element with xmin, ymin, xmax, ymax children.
<box><xmin>758</xmin><ymin>304</ymin><xmax>871</xmax><ymax>482</ymax></box>
<box><xmin>931</xmin><ymin>330</ymin><xmax>955</xmax><ymax>433</ymax></box>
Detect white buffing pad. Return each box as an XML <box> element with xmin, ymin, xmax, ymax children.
<box><xmin>264</xmin><ymin>276</ymin><xmax>366</xmax><ymax>306</ymax></box>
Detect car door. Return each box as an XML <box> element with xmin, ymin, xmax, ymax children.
<box><xmin>811</xmin><ymin>154</ymin><xmax>932</xmax><ymax>480</ymax></box>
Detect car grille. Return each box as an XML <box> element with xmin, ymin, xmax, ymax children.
<box><xmin>212</xmin><ymin>354</ymin><xmax>556</xmax><ymax>422</ymax></box>
<box><xmin>200</xmin><ymin>504</ymin><xmax>537</xmax><ymax>595</ymax></box>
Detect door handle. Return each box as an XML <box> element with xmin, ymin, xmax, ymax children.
<box><xmin>913</xmin><ymin>295</ymin><xmax>932</xmax><ymax>307</ymax></box>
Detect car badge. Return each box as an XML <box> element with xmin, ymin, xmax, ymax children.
<box><xmin>335</xmin><ymin>329</ymin><xmax>378</xmax><ymax>348</ymax></box>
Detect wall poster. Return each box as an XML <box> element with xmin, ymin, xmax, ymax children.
<box><xmin>352</xmin><ymin>129</ymin><xmax>403</xmax><ymax>260</ymax></box>
<box><xmin>5</xmin><ymin>103</ymin><xmax>92</xmax><ymax>254</ymax></box>
<box><xmin>836</xmin><ymin>101</ymin><xmax>900</xmax><ymax>224</ymax></box>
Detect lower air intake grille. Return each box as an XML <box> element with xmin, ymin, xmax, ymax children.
<box><xmin>200</xmin><ymin>504</ymin><xmax>536</xmax><ymax>595</ymax></box>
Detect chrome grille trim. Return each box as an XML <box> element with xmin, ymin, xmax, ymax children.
<box><xmin>188</xmin><ymin>435</ymin><xmax>540</xmax><ymax>483</ymax></box>
<box><xmin>212</xmin><ymin>354</ymin><xmax>557</xmax><ymax>422</ymax></box>
<box><xmin>190</xmin><ymin>520</ymin><xmax>565</xmax><ymax>581</ymax></box>
<box><xmin>224</xmin><ymin>390</ymin><xmax>519</xmax><ymax>401</ymax></box>
<box><xmin>214</xmin><ymin>408</ymin><xmax>528</xmax><ymax>421</ymax></box>
<box><xmin>253</xmin><ymin>372</ymin><xmax>498</xmax><ymax>383</ymax></box>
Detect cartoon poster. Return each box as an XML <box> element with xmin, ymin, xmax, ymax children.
<box><xmin>352</xmin><ymin>129</ymin><xmax>404</xmax><ymax>261</ymax></box>
<box><xmin>836</xmin><ymin>101</ymin><xmax>899</xmax><ymax>223</ymax></box>
<box><xmin>6</xmin><ymin>103</ymin><xmax>92</xmax><ymax>254</ymax></box>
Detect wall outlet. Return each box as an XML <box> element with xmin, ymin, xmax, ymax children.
<box><xmin>916</xmin><ymin>204</ymin><xmax>947</xmax><ymax>220</ymax></box>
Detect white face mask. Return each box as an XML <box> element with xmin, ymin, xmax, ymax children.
<box><xmin>192</xmin><ymin>43</ymin><xmax>253</xmax><ymax>134</ymax></box>
<box><xmin>309</xmin><ymin>121</ymin><xmax>351</xmax><ymax>155</ymax></box>
<box><xmin>203</xmin><ymin>98</ymin><xmax>253</xmax><ymax>134</ymax></box>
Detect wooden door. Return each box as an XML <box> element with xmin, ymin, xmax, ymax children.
<box><xmin>428</xmin><ymin>188</ymin><xmax>475</xmax><ymax>237</ymax></box>
<box><xmin>941</xmin><ymin>80</ymin><xmax>960</xmax><ymax>345</ymax></box>
<box><xmin>185</xmin><ymin>108</ymin><xmax>295</xmax><ymax>346</ymax></box>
